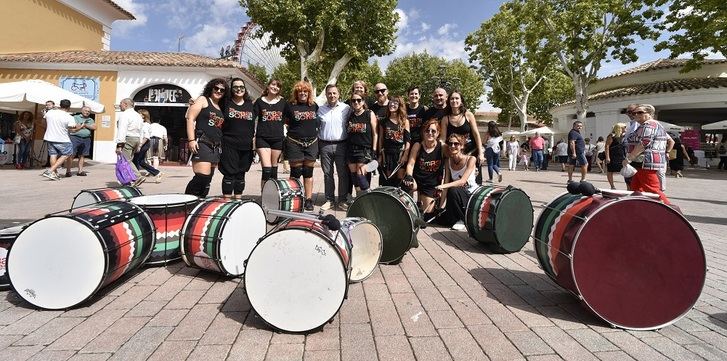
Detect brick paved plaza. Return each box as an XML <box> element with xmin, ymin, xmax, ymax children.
<box><xmin>0</xmin><ymin>162</ymin><xmax>725</xmax><ymax>361</ymax></box>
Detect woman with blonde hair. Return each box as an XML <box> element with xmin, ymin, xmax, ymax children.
<box><xmin>133</xmin><ymin>109</ymin><xmax>162</xmax><ymax>182</ymax></box>
<box><xmin>604</xmin><ymin>122</ymin><xmax>626</xmax><ymax>189</ymax></box>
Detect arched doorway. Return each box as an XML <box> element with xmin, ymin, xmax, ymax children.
<box><xmin>133</xmin><ymin>84</ymin><xmax>191</xmax><ymax>163</ymax></box>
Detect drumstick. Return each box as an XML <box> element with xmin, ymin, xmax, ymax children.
<box><xmin>264</xmin><ymin>208</ymin><xmax>341</xmax><ymax>231</ymax></box>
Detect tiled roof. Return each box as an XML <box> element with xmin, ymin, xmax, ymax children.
<box><xmin>103</xmin><ymin>0</ymin><xmax>135</xmax><ymax>20</ymax></box>
<box><xmin>601</xmin><ymin>58</ymin><xmax>727</xmax><ymax>80</ymax></box>
<box><xmin>561</xmin><ymin>78</ymin><xmax>727</xmax><ymax>105</ymax></box>
<box><xmin>0</xmin><ymin>50</ymin><xmax>248</xmax><ymax>68</ymax></box>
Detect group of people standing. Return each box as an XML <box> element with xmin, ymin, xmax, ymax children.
<box><xmin>115</xmin><ymin>98</ymin><xmax>168</xmax><ymax>186</ymax></box>
<box><xmin>38</xmin><ymin>100</ymin><xmax>97</xmax><ymax>180</ymax></box>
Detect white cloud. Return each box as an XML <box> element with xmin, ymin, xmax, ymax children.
<box><xmin>184</xmin><ymin>24</ymin><xmax>237</xmax><ymax>57</ymax></box>
<box><xmin>112</xmin><ymin>0</ymin><xmax>148</xmax><ymax>36</ymax></box>
<box><xmin>437</xmin><ymin>23</ymin><xmax>457</xmax><ymax>36</ymax></box>
<box><xmin>395</xmin><ymin>9</ymin><xmax>408</xmax><ymax>33</ymax></box>
<box><xmin>421</xmin><ymin>22</ymin><xmax>430</xmax><ymax>32</ymax></box>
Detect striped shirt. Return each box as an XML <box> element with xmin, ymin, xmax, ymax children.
<box><xmin>625</xmin><ymin>119</ymin><xmax>668</xmax><ymax>171</ymax></box>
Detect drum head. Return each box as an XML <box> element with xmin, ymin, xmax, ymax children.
<box><xmin>8</xmin><ymin>218</ymin><xmax>105</xmax><ymax>309</ymax></box>
<box><xmin>572</xmin><ymin>198</ymin><xmax>705</xmax><ymax>330</ymax></box>
<box><xmin>130</xmin><ymin>194</ymin><xmax>198</xmax><ymax>206</ymax></box>
<box><xmin>245</xmin><ymin>229</ymin><xmax>347</xmax><ymax>332</ymax></box>
<box><xmin>219</xmin><ymin>201</ymin><xmax>266</xmax><ymax>276</ymax></box>
<box><xmin>343</xmin><ymin>220</ymin><xmax>382</xmax><ymax>282</ymax></box>
<box><xmin>347</xmin><ymin>191</ymin><xmax>414</xmax><ymax>263</ymax></box>
<box><xmin>261</xmin><ymin>180</ymin><xmax>281</xmax><ymax>223</ymax></box>
<box><xmin>72</xmin><ymin>192</ymin><xmax>100</xmax><ymax>209</ymax></box>
<box><xmin>492</xmin><ymin>189</ymin><xmax>533</xmax><ymax>253</ymax></box>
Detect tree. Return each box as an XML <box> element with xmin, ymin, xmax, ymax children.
<box><xmin>240</xmin><ymin>0</ymin><xmax>398</xmax><ymax>90</ymax></box>
<box><xmin>466</xmin><ymin>0</ymin><xmax>557</xmax><ymax>131</ymax></box>
<box><xmin>270</xmin><ymin>60</ymin><xmax>384</xmax><ymax>100</ymax></box>
<box><xmin>246</xmin><ymin>62</ymin><xmax>268</xmax><ymax>84</ymax></box>
<box><xmin>383</xmin><ymin>53</ymin><xmax>485</xmax><ymax>109</ymax></box>
<box><xmin>655</xmin><ymin>0</ymin><xmax>727</xmax><ymax>72</ymax></box>
<box><xmin>527</xmin><ymin>70</ymin><xmax>574</xmax><ymax>124</ymax></box>
<box><xmin>535</xmin><ymin>0</ymin><xmax>665</xmax><ymax>120</ymax></box>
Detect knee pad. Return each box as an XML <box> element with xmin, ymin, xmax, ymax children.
<box><xmin>261</xmin><ymin>167</ymin><xmax>273</xmax><ymax>182</ymax></box>
<box><xmin>302</xmin><ymin>166</ymin><xmax>314</xmax><ymax>178</ymax></box>
<box><xmin>270</xmin><ymin>166</ymin><xmax>278</xmax><ymax>180</ymax></box>
<box><xmin>222</xmin><ymin>176</ymin><xmax>234</xmax><ymax>195</ymax></box>
<box><xmin>233</xmin><ymin>178</ymin><xmax>245</xmax><ymax>194</ymax></box>
<box><xmin>290</xmin><ymin>166</ymin><xmax>303</xmax><ymax>179</ymax></box>
<box><xmin>186</xmin><ymin>172</ymin><xmax>213</xmax><ymax>198</ymax></box>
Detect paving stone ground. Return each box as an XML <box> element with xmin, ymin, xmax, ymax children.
<box><xmin>0</xmin><ymin>160</ymin><xmax>725</xmax><ymax>361</ymax></box>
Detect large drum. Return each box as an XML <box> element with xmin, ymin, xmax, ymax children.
<box><xmin>72</xmin><ymin>186</ymin><xmax>143</xmax><ymax>209</ymax></box>
<box><xmin>262</xmin><ymin>178</ymin><xmax>304</xmax><ymax>224</ymax></box>
<box><xmin>465</xmin><ymin>185</ymin><xmax>533</xmax><ymax>253</ymax></box>
<box><xmin>245</xmin><ymin>219</ymin><xmax>349</xmax><ymax>332</ymax></box>
<box><xmin>130</xmin><ymin>194</ymin><xmax>199</xmax><ymax>265</ymax></box>
<box><xmin>337</xmin><ymin>218</ymin><xmax>382</xmax><ymax>282</ymax></box>
<box><xmin>0</xmin><ymin>224</ymin><xmax>27</xmax><ymax>289</ymax></box>
<box><xmin>7</xmin><ymin>201</ymin><xmax>154</xmax><ymax>309</ymax></box>
<box><xmin>534</xmin><ymin>192</ymin><xmax>706</xmax><ymax>330</ymax></box>
<box><xmin>181</xmin><ymin>198</ymin><xmax>266</xmax><ymax>277</ymax></box>
<box><xmin>347</xmin><ymin>186</ymin><xmax>421</xmax><ymax>264</ymax></box>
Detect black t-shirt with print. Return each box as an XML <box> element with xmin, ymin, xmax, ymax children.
<box><xmin>222</xmin><ymin>100</ymin><xmax>255</xmax><ymax>149</ymax></box>
<box><xmin>254</xmin><ymin>97</ymin><xmax>286</xmax><ymax>139</ymax></box>
<box><xmin>286</xmin><ymin>103</ymin><xmax>319</xmax><ymax>139</ymax></box>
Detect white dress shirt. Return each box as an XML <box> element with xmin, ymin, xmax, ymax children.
<box><xmin>116</xmin><ymin>108</ymin><xmax>143</xmax><ymax>143</ymax></box>
<box><xmin>317</xmin><ymin>101</ymin><xmax>351</xmax><ymax>141</ymax></box>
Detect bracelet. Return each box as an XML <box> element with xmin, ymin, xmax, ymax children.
<box><xmin>188</xmin><ymin>139</ymin><xmax>196</xmax><ymax>143</ymax></box>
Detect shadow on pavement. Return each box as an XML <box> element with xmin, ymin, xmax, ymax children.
<box><xmin>684</xmin><ymin>215</ymin><xmax>727</xmax><ymax>226</ymax></box>
<box><xmin>669</xmin><ymin>196</ymin><xmax>727</xmax><ymax>206</ymax></box>
<box><xmin>709</xmin><ymin>313</ymin><xmax>727</xmax><ymax>330</ymax></box>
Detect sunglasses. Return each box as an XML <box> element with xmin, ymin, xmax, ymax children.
<box><xmin>351</xmin><ymin>98</ymin><xmax>364</xmax><ymax>103</ymax></box>
<box><xmin>375</xmin><ymin>89</ymin><xmax>387</xmax><ymax>94</ymax></box>
<box><xmin>447</xmin><ymin>141</ymin><xmax>461</xmax><ymax>147</ymax></box>
<box><xmin>633</xmin><ymin>111</ymin><xmax>646</xmax><ymax>115</ymax></box>
<box><xmin>231</xmin><ymin>86</ymin><xmax>245</xmax><ymax>91</ymax></box>
<box><xmin>424</xmin><ymin>129</ymin><xmax>437</xmax><ymax>134</ymax></box>
<box><xmin>213</xmin><ymin>87</ymin><xmax>226</xmax><ymax>93</ymax></box>
<box><xmin>388</xmin><ymin>102</ymin><xmax>399</xmax><ymax>107</ymax></box>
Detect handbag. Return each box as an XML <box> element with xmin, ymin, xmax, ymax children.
<box><xmin>14</xmin><ymin>135</ymin><xmax>22</xmax><ymax>144</ymax></box>
<box><xmin>115</xmin><ymin>154</ymin><xmax>138</xmax><ymax>185</ymax></box>
<box><xmin>668</xmin><ymin>149</ymin><xmax>677</xmax><ymax>160</ymax></box>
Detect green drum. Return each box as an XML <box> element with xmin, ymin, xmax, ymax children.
<box><xmin>347</xmin><ymin>187</ymin><xmax>421</xmax><ymax>264</ymax></box>
<box><xmin>465</xmin><ymin>185</ymin><xmax>533</xmax><ymax>253</ymax></box>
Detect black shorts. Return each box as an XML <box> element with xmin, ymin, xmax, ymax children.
<box><xmin>219</xmin><ymin>146</ymin><xmax>254</xmax><ymax>176</ymax></box>
<box><xmin>414</xmin><ymin>173</ymin><xmax>440</xmax><ymax>198</ymax></box>
<box><xmin>255</xmin><ymin>136</ymin><xmax>284</xmax><ymax>150</ymax></box>
<box><xmin>347</xmin><ymin>145</ymin><xmax>373</xmax><ymax>164</ymax></box>
<box><xmin>558</xmin><ymin>155</ymin><xmax>569</xmax><ymax>164</ymax></box>
<box><xmin>598</xmin><ymin>152</ymin><xmax>606</xmax><ymax>161</ymax></box>
<box><xmin>285</xmin><ymin>137</ymin><xmax>319</xmax><ymax>162</ymax></box>
<box><xmin>191</xmin><ymin>142</ymin><xmax>220</xmax><ymax>163</ymax></box>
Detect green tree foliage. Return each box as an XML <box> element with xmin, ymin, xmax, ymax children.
<box><xmin>655</xmin><ymin>0</ymin><xmax>727</xmax><ymax>72</ymax></box>
<box><xmin>246</xmin><ymin>62</ymin><xmax>268</xmax><ymax>85</ymax></box>
<box><xmin>383</xmin><ymin>53</ymin><xmax>485</xmax><ymax>109</ymax></box>
<box><xmin>535</xmin><ymin>0</ymin><xmax>665</xmax><ymax>120</ymax></box>
<box><xmin>270</xmin><ymin>60</ymin><xmax>384</xmax><ymax>101</ymax></box>
<box><xmin>240</xmin><ymin>0</ymin><xmax>398</xmax><ymax>89</ymax></box>
<box><xmin>528</xmin><ymin>70</ymin><xmax>574</xmax><ymax>124</ymax></box>
<box><xmin>466</xmin><ymin>0</ymin><xmax>557</xmax><ymax>130</ymax></box>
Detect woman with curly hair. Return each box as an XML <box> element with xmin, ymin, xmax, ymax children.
<box><xmin>184</xmin><ymin>78</ymin><xmax>227</xmax><ymax>197</ymax></box>
<box><xmin>377</xmin><ymin>95</ymin><xmax>410</xmax><ymax>186</ymax></box>
<box><xmin>285</xmin><ymin>81</ymin><xmax>319</xmax><ymax>211</ymax></box>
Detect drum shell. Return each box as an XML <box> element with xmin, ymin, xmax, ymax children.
<box><xmin>130</xmin><ymin>194</ymin><xmax>200</xmax><ymax>265</ymax></box>
<box><xmin>534</xmin><ymin>193</ymin><xmax>706</xmax><ymax>330</ymax></box>
<box><xmin>346</xmin><ymin>186</ymin><xmax>421</xmax><ymax>264</ymax></box>
<box><xmin>181</xmin><ymin>198</ymin><xmax>266</xmax><ymax>277</ymax></box>
<box><xmin>0</xmin><ymin>225</ymin><xmax>26</xmax><ymax>289</ymax></box>
<box><xmin>7</xmin><ymin>201</ymin><xmax>155</xmax><ymax>309</ymax></box>
<box><xmin>336</xmin><ymin>217</ymin><xmax>382</xmax><ymax>282</ymax></box>
<box><xmin>262</xmin><ymin>179</ymin><xmax>304</xmax><ymax>224</ymax></box>
<box><xmin>465</xmin><ymin>185</ymin><xmax>534</xmax><ymax>253</ymax></box>
<box><xmin>72</xmin><ymin>186</ymin><xmax>143</xmax><ymax>209</ymax></box>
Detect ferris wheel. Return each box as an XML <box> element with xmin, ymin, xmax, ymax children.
<box><xmin>227</xmin><ymin>21</ymin><xmax>285</xmax><ymax>77</ymax></box>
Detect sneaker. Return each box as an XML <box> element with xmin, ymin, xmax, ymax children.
<box><xmin>65</xmin><ymin>172</ymin><xmax>72</xmax><ymax>178</ymax></box>
<box><xmin>77</xmin><ymin>171</ymin><xmax>88</xmax><ymax>176</ymax></box>
<box><xmin>304</xmin><ymin>198</ymin><xmax>314</xmax><ymax>211</ymax></box>
<box><xmin>155</xmin><ymin>172</ymin><xmax>164</xmax><ymax>183</ymax></box>
<box><xmin>364</xmin><ymin>160</ymin><xmax>379</xmax><ymax>173</ymax></box>
<box><xmin>498</xmin><ymin>173</ymin><xmax>503</xmax><ymax>182</ymax></box>
<box><xmin>133</xmin><ymin>176</ymin><xmax>146</xmax><ymax>187</ymax></box>
<box><xmin>41</xmin><ymin>170</ymin><xmax>55</xmax><ymax>180</ymax></box>
<box><xmin>321</xmin><ymin>200</ymin><xmax>334</xmax><ymax>211</ymax></box>
<box><xmin>451</xmin><ymin>221</ymin><xmax>466</xmax><ymax>231</ymax></box>
<box><xmin>337</xmin><ymin>202</ymin><xmax>349</xmax><ymax>211</ymax></box>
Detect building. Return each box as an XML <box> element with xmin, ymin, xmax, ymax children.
<box><xmin>0</xmin><ymin>0</ymin><xmax>263</xmax><ymax>164</ymax></box>
<box><xmin>550</xmin><ymin>59</ymin><xmax>727</xmax><ymax>140</ymax></box>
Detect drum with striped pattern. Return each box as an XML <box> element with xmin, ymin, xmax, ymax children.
<box><xmin>465</xmin><ymin>185</ymin><xmax>533</xmax><ymax>253</ymax></box>
<box><xmin>534</xmin><ymin>192</ymin><xmax>705</xmax><ymax>330</ymax></box>
<box><xmin>7</xmin><ymin>201</ymin><xmax>154</xmax><ymax>309</ymax></box>
<box><xmin>181</xmin><ymin>198</ymin><xmax>266</xmax><ymax>277</ymax></box>
<box><xmin>261</xmin><ymin>179</ymin><xmax>304</xmax><ymax>224</ymax></box>
<box><xmin>71</xmin><ymin>186</ymin><xmax>143</xmax><ymax>209</ymax></box>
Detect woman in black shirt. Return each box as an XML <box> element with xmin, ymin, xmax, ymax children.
<box><xmin>378</xmin><ymin>96</ymin><xmax>410</xmax><ymax>186</ymax></box>
<box><xmin>347</xmin><ymin>94</ymin><xmax>378</xmax><ymax>193</ymax></box>
<box><xmin>220</xmin><ymin>77</ymin><xmax>255</xmax><ymax>199</ymax></box>
<box><xmin>403</xmin><ymin>119</ymin><xmax>445</xmax><ymax>219</ymax></box>
<box><xmin>185</xmin><ymin>78</ymin><xmax>227</xmax><ymax>197</ymax></box>
<box><xmin>285</xmin><ymin>81</ymin><xmax>319</xmax><ymax>211</ymax></box>
<box><xmin>254</xmin><ymin>79</ymin><xmax>286</xmax><ymax>188</ymax></box>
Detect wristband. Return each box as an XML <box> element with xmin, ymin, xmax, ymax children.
<box><xmin>188</xmin><ymin>139</ymin><xmax>197</xmax><ymax>143</ymax></box>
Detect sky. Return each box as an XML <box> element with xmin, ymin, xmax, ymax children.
<box><xmin>110</xmin><ymin>0</ymin><xmax>674</xmax><ymax>109</ymax></box>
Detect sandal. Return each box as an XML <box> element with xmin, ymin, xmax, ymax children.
<box><xmin>77</xmin><ymin>171</ymin><xmax>88</xmax><ymax>176</ymax></box>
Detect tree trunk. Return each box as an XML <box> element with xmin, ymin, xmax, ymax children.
<box><xmin>326</xmin><ymin>53</ymin><xmax>353</xmax><ymax>86</ymax></box>
<box><xmin>572</xmin><ymin>73</ymin><xmax>588</xmax><ymax>120</ymax></box>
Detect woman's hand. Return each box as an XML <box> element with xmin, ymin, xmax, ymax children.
<box><xmin>478</xmin><ymin>153</ymin><xmax>485</xmax><ymax>164</ymax></box>
<box><xmin>189</xmin><ymin>139</ymin><xmax>199</xmax><ymax>154</ymax></box>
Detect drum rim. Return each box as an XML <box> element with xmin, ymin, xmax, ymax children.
<box><xmin>464</xmin><ymin>185</ymin><xmax>496</xmax><ymax>239</ymax></box>
<box><xmin>339</xmin><ymin>218</ymin><xmax>383</xmax><ymax>282</ymax></box>
<box><xmin>532</xmin><ymin>192</ymin><xmax>584</xmax><ymax>284</ymax></box>
<box><xmin>490</xmin><ymin>188</ymin><xmax>534</xmax><ymax>252</ymax></box>
<box><xmin>7</xmin><ymin>201</ymin><xmax>154</xmax><ymax>310</ymax></box>
<box><xmin>217</xmin><ymin>200</ymin><xmax>266</xmax><ymax>276</ymax></box>
<box><xmin>72</xmin><ymin>187</ymin><xmax>142</xmax><ymax>209</ymax></box>
<box><xmin>129</xmin><ymin>194</ymin><xmax>199</xmax><ymax>208</ymax></box>
<box><xmin>244</xmin><ymin>226</ymin><xmax>349</xmax><ymax>332</ymax></box>
<box><xmin>262</xmin><ymin>178</ymin><xmax>303</xmax><ymax>224</ymax></box>
<box><xmin>180</xmin><ymin>198</ymin><xmax>238</xmax><ymax>274</ymax></box>
<box><xmin>569</xmin><ymin>197</ymin><xmax>706</xmax><ymax>330</ymax></box>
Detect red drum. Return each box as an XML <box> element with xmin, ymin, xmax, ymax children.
<box><xmin>245</xmin><ymin>219</ymin><xmax>350</xmax><ymax>332</ymax></box>
<box><xmin>130</xmin><ymin>194</ymin><xmax>200</xmax><ymax>265</ymax></box>
<box><xmin>261</xmin><ymin>179</ymin><xmax>304</xmax><ymax>224</ymax></box>
<box><xmin>8</xmin><ymin>201</ymin><xmax>154</xmax><ymax>309</ymax></box>
<box><xmin>0</xmin><ymin>224</ymin><xmax>28</xmax><ymax>289</ymax></box>
<box><xmin>181</xmin><ymin>198</ymin><xmax>266</xmax><ymax>277</ymax></box>
<box><xmin>534</xmin><ymin>192</ymin><xmax>705</xmax><ymax>330</ymax></box>
<box><xmin>72</xmin><ymin>186</ymin><xmax>143</xmax><ymax>209</ymax></box>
